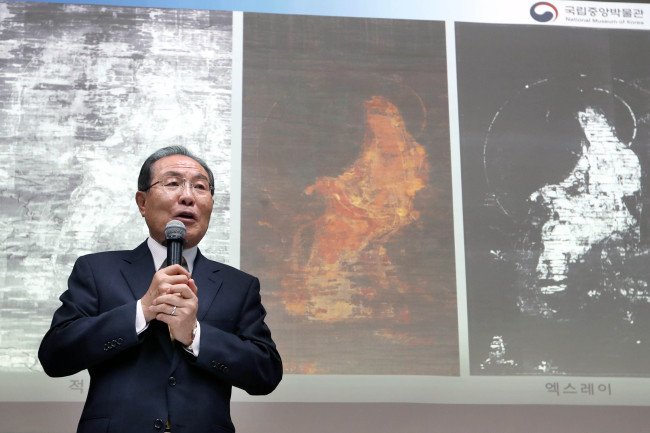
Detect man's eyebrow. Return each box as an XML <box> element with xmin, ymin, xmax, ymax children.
<box><xmin>160</xmin><ymin>170</ymin><xmax>209</xmax><ymax>181</ymax></box>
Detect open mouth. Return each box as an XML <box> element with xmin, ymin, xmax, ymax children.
<box><xmin>175</xmin><ymin>211</ymin><xmax>196</xmax><ymax>222</ymax></box>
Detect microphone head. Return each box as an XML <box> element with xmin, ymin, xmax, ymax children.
<box><xmin>165</xmin><ymin>220</ymin><xmax>186</xmax><ymax>240</ymax></box>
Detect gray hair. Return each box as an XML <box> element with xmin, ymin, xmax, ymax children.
<box><xmin>137</xmin><ymin>146</ymin><xmax>215</xmax><ymax>196</ymax></box>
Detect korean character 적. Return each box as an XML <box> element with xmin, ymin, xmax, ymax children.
<box><xmin>69</xmin><ymin>379</ymin><xmax>84</xmax><ymax>394</ymax></box>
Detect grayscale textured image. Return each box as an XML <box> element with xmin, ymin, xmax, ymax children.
<box><xmin>457</xmin><ymin>23</ymin><xmax>650</xmax><ymax>376</ymax></box>
<box><xmin>0</xmin><ymin>1</ymin><xmax>232</xmax><ymax>372</ymax></box>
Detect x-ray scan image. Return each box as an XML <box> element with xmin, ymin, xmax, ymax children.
<box><xmin>458</xmin><ymin>23</ymin><xmax>650</xmax><ymax>376</ymax></box>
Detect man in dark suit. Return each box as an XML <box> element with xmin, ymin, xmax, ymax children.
<box><xmin>39</xmin><ymin>146</ymin><xmax>282</xmax><ymax>433</ymax></box>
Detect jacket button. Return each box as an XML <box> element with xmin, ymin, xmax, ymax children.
<box><xmin>153</xmin><ymin>419</ymin><xmax>164</xmax><ymax>430</ymax></box>
<box><xmin>211</xmin><ymin>360</ymin><xmax>218</xmax><ymax>368</ymax></box>
<box><xmin>168</xmin><ymin>376</ymin><xmax>176</xmax><ymax>387</ymax></box>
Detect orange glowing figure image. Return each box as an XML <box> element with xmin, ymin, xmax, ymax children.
<box><xmin>281</xmin><ymin>96</ymin><xmax>429</xmax><ymax>321</ymax></box>
<box><xmin>242</xmin><ymin>14</ymin><xmax>457</xmax><ymax>374</ymax></box>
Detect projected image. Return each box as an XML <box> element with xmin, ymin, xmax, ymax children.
<box><xmin>0</xmin><ymin>2</ymin><xmax>232</xmax><ymax>374</ymax></box>
<box><xmin>457</xmin><ymin>23</ymin><xmax>650</xmax><ymax>376</ymax></box>
<box><xmin>284</xmin><ymin>95</ymin><xmax>429</xmax><ymax>322</ymax></box>
<box><xmin>242</xmin><ymin>14</ymin><xmax>457</xmax><ymax>374</ymax></box>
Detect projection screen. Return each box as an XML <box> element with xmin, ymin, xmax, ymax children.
<box><xmin>2</xmin><ymin>0</ymin><xmax>650</xmax><ymax>429</ymax></box>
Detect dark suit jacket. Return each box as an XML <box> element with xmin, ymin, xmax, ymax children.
<box><xmin>38</xmin><ymin>241</ymin><xmax>282</xmax><ymax>433</ymax></box>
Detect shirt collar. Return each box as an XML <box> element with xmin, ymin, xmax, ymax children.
<box><xmin>146</xmin><ymin>237</ymin><xmax>198</xmax><ymax>274</ymax></box>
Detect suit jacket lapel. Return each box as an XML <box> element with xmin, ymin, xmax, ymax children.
<box><xmin>192</xmin><ymin>249</ymin><xmax>223</xmax><ymax>321</ymax></box>
<box><xmin>121</xmin><ymin>241</ymin><xmax>156</xmax><ymax>301</ymax></box>
<box><xmin>168</xmin><ymin>249</ymin><xmax>223</xmax><ymax>371</ymax></box>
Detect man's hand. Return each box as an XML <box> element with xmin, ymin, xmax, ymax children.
<box><xmin>140</xmin><ymin>264</ymin><xmax>199</xmax><ymax>345</ymax></box>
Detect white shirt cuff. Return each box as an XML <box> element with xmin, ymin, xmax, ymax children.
<box><xmin>135</xmin><ymin>300</ymin><xmax>149</xmax><ymax>335</ymax></box>
<box><xmin>184</xmin><ymin>322</ymin><xmax>201</xmax><ymax>357</ymax></box>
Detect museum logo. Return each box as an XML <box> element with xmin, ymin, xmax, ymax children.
<box><xmin>530</xmin><ymin>2</ymin><xmax>558</xmax><ymax>22</ymax></box>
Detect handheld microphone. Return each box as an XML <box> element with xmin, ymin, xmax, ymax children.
<box><xmin>163</xmin><ymin>220</ymin><xmax>186</xmax><ymax>343</ymax></box>
<box><xmin>164</xmin><ymin>220</ymin><xmax>186</xmax><ymax>267</ymax></box>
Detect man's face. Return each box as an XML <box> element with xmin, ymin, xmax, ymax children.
<box><xmin>135</xmin><ymin>154</ymin><xmax>214</xmax><ymax>249</ymax></box>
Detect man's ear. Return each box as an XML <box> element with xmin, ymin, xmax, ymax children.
<box><xmin>135</xmin><ymin>191</ymin><xmax>146</xmax><ymax>217</ymax></box>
